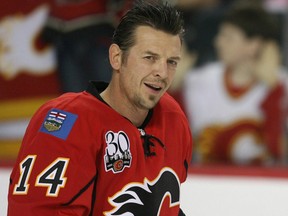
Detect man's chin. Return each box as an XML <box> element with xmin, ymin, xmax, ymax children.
<box><xmin>147</xmin><ymin>97</ymin><xmax>160</xmax><ymax>109</ymax></box>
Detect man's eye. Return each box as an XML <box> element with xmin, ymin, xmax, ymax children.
<box><xmin>168</xmin><ymin>60</ymin><xmax>178</xmax><ymax>66</ymax></box>
<box><xmin>145</xmin><ymin>56</ymin><xmax>156</xmax><ymax>61</ymax></box>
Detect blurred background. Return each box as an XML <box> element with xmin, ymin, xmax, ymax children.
<box><xmin>1</xmin><ymin>0</ymin><xmax>288</xmax><ymax>215</ymax></box>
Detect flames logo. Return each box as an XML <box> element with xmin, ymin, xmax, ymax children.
<box><xmin>0</xmin><ymin>5</ymin><xmax>55</xmax><ymax>79</ymax></box>
<box><xmin>105</xmin><ymin>168</ymin><xmax>181</xmax><ymax>216</ymax></box>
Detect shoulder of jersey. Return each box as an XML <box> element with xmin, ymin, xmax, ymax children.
<box><xmin>37</xmin><ymin>92</ymin><xmax>102</xmax><ymax>140</ymax></box>
<box><xmin>159</xmin><ymin>93</ymin><xmax>184</xmax><ymax>115</ymax></box>
<box><xmin>44</xmin><ymin>91</ymin><xmax>102</xmax><ymax>112</ymax></box>
<box><xmin>41</xmin><ymin>91</ymin><xmax>109</xmax><ymax>123</ymax></box>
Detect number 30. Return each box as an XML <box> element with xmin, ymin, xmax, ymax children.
<box><xmin>13</xmin><ymin>155</ymin><xmax>69</xmax><ymax>197</ymax></box>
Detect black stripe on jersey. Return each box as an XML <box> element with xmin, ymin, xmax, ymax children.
<box><xmin>61</xmin><ymin>174</ymin><xmax>97</xmax><ymax>206</ymax></box>
<box><xmin>86</xmin><ymin>81</ymin><xmax>109</xmax><ymax>103</ymax></box>
<box><xmin>179</xmin><ymin>208</ymin><xmax>186</xmax><ymax>216</ymax></box>
<box><xmin>184</xmin><ymin>159</ymin><xmax>188</xmax><ymax>179</ymax></box>
<box><xmin>184</xmin><ymin>159</ymin><xmax>188</xmax><ymax>173</ymax></box>
<box><xmin>89</xmin><ymin>173</ymin><xmax>98</xmax><ymax>216</ymax></box>
<box><xmin>139</xmin><ymin>109</ymin><xmax>153</xmax><ymax>129</ymax></box>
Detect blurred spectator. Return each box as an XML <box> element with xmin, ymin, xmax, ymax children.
<box><xmin>182</xmin><ymin>2</ymin><xmax>288</xmax><ymax>166</ymax></box>
<box><xmin>263</xmin><ymin>0</ymin><xmax>288</xmax><ymax>69</ymax></box>
<box><xmin>42</xmin><ymin>0</ymin><xmax>132</xmax><ymax>92</ymax></box>
<box><xmin>175</xmin><ymin>0</ymin><xmax>236</xmax><ymax>68</ymax></box>
<box><xmin>169</xmin><ymin>0</ymin><xmax>235</xmax><ymax>106</ymax></box>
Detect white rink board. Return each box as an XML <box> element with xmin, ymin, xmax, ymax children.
<box><xmin>0</xmin><ymin>168</ymin><xmax>11</xmax><ymax>216</ymax></box>
<box><xmin>1</xmin><ymin>168</ymin><xmax>288</xmax><ymax>216</ymax></box>
<box><xmin>180</xmin><ymin>175</ymin><xmax>288</xmax><ymax>216</ymax></box>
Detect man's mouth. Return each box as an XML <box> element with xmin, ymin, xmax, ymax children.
<box><xmin>144</xmin><ymin>83</ymin><xmax>162</xmax><ymax>91</ymax></box>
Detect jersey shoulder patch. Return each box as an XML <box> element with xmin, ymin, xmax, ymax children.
<box><xmin>39</xmin><ymin>108</ymin><xmax>78</xmax><ymax>140</ymax></box>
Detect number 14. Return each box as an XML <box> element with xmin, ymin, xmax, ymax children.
<box><xmin>13</xmin><ymin>155</ymin><xmax>69</xmax><ymax>197</ymax></box>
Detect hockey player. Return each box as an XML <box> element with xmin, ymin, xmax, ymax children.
<box><xmin>8</xmin><ymin>1</ymin><xmax>192</xmax><ymax>215</ymax></box>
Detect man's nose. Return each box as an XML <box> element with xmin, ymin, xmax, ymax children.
<box><xmin>153</xmin><ymin>60</ymin><xmax>168</xmax><ymax>78</ymax></box>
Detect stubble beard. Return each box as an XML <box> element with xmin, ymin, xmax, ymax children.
<box><xmin>135</xmin><ymin>94</ymin><xmax>159</xmax><ymax>111</ymax></box>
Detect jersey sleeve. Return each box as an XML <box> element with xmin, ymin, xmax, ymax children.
<box><xmin>260</xmin><ymin>83</ymin><xmax>287</xmax><ymax>160</ymax></box>
<box><xmin>8</xmin><ymin>102</ymin><xmax>99</xmax><ymax>216</ymax></box>
<box><xmin>167</xmin><ymin>93</ymin><xmax>193</xmax><ymax>183</ymax></box>
<box><xmin>181</xmin><ymin>115</ymin><xmax>193</xmax><ymax>182</ymax></box>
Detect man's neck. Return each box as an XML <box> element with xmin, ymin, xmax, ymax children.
<box><xmin>100</xmin><ymin>84</ymin><xmax>148</xmax><ymax>127</ymax></box>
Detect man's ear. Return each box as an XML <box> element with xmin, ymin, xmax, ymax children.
<box><xmin>109</xmin><ymin>44</ymin><xmax>122</xmax><ymax>70</ymax></box>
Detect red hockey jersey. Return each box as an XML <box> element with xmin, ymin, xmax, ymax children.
<box><xmin>8</xmin><ymin>81</ymin><xmax>193</xmax><ymax>215</ymax></box>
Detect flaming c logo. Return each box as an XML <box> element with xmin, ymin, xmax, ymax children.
<box><xmin>105</xmin><ymin>168</ymin><xmax>181</xmax><ymax>216</ymax></box>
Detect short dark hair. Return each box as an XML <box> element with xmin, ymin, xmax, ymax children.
<box><xmin>222</xmin><ymin>4</ymin><xmax>280</xmax><ymax>41</ymax></box>
<box><xmin>112</xmin><ymin>1</ymin><xmax>185</xmax><ymax>62</ymax></box>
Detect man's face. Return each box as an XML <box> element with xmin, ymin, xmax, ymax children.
<box><xmin>214</xmin><ymin>23</ymin><xmax>259</xmax><ymax>67</ymax></box>
<box><xmin>118</xmin><ymin>26</ymin><xmax>181</xmax><ymax>110</ymax></box>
